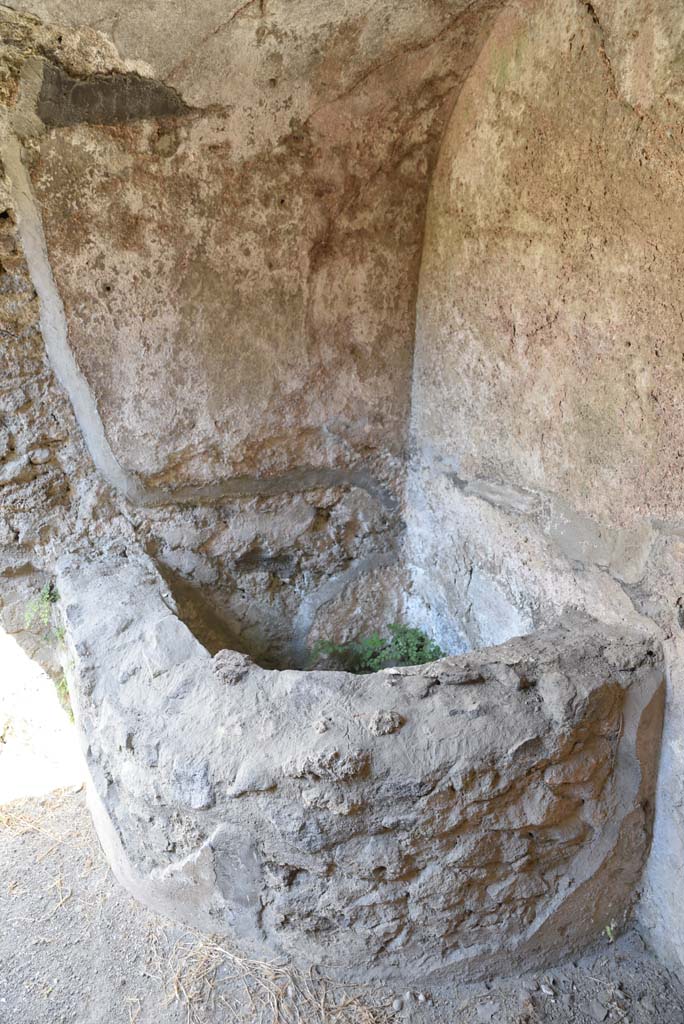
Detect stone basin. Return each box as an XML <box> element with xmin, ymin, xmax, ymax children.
<box><xmin>57</xmin><ymin>551</ymin><xmax>664</xmax><ymax>983</ymax></box>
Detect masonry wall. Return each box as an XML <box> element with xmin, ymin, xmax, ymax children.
<box><xmin>0</xmin><ymin>0</ymin><xmax>505</xmax><ymax>665</ymax></box>
<box><xmin>407</xmin><ymin>0</ymin><xmax>684</xmax><ymax>972</ymax></box>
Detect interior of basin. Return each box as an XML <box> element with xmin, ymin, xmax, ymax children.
<box><xmin>145</xmin><ymin>447</ymin><xmax>660</xmax><ymax>671</ymax></box>
<box><xmin>154</xmin><ymin>536</ymin><xmax>418</xmax><ymax>671</ymax></box>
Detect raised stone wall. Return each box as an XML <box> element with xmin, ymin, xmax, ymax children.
<box><xmin>58</xmin><ymin>550</ymin><xmax>664</xmax><ymax>982</ymax></box>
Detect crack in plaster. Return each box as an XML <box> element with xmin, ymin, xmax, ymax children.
<box><xmin>303</xmin><ymin>0</ymin><xmax>495</xmax><ymax>129</ymax></box>
<box><xmin>291</xmin><ymin>551</ymin><xmax>400</xmax><ymax>666</ymax></box>
<box><xmin>580</xmin><ymin>0</ymin><xmax>637</xmax><ymax>116</ymax></box>
<box><xmin>166</xmin><ymin>0</ymin><xmax>265</xmax><ymax>83</ymax></box>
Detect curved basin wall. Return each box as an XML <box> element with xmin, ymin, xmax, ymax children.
<box><xmin>58</xmin><ymin>551</ymin><xmax>664</xmax><ymax>982</ymax></box>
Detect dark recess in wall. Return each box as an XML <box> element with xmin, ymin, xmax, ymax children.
<box><xmin>37</xmin><ymin>61</ymin><xmax>188</xmax><ymax>126</ymax></box>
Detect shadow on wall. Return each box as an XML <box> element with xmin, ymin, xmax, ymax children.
<box><xmin>158</xmin><ymin>565</ymin><xmax>263</xmax><ymax>662</ymax></box>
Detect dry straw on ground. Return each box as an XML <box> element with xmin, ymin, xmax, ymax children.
<box><xmin>154</xmin><ymin>929</ymin><xmax>391</xmax><ymax>1024</ymax></box>
<box><xmin>1</xmin><ymin>792</ymin><xmax>390</xmax><ymax>1023</ymax></box>
<box><xmin>0</xmin><ymin>791</ymin><xmax>88</xmax><ymax>859</ymax></box>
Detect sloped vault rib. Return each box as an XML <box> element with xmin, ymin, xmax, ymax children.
<box><xmin>1</xmin><ymin>134</ymin><xmax>144</xmax><ymax>501</ymax></box>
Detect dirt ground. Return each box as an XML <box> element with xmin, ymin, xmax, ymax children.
<box><xmin>0</xmin><ymin>790</ymin><xmax>683</xmax><ymax>1024</ymax></box>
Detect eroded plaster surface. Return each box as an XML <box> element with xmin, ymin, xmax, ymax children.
<box><xmin>10</xmin><ymin>1</ymin><xmax>502</xmax><ymax>497</ymax></box>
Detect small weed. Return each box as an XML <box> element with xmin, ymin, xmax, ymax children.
<box><xmin>309</xmin><ymin>623</ymin><xmax>443</xmax><ymax>674</ymax></box>
<box><xmin>604</xmin><ymin>921</ymin><xmax>617</xmax><ymax>943</ymax></box>
<box><xmin>55</xmin><ymin>673</ymin><xmax>73</xmax><ymax>722</ymax></box>
<box><xmin>25</xmin><ymin>582</ymin><xmax>64</xmax><ymax>645</ymax></box>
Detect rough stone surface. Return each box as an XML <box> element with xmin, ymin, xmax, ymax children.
<box><xmin>6</xmin><ymin>792</ymin><xmax>684</xmax><ymax>1024</ymax></box>
<box><xmin>57</xmin><ymin>551</ymin><xmax>664</xmax><ymax>982</ymax></box>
